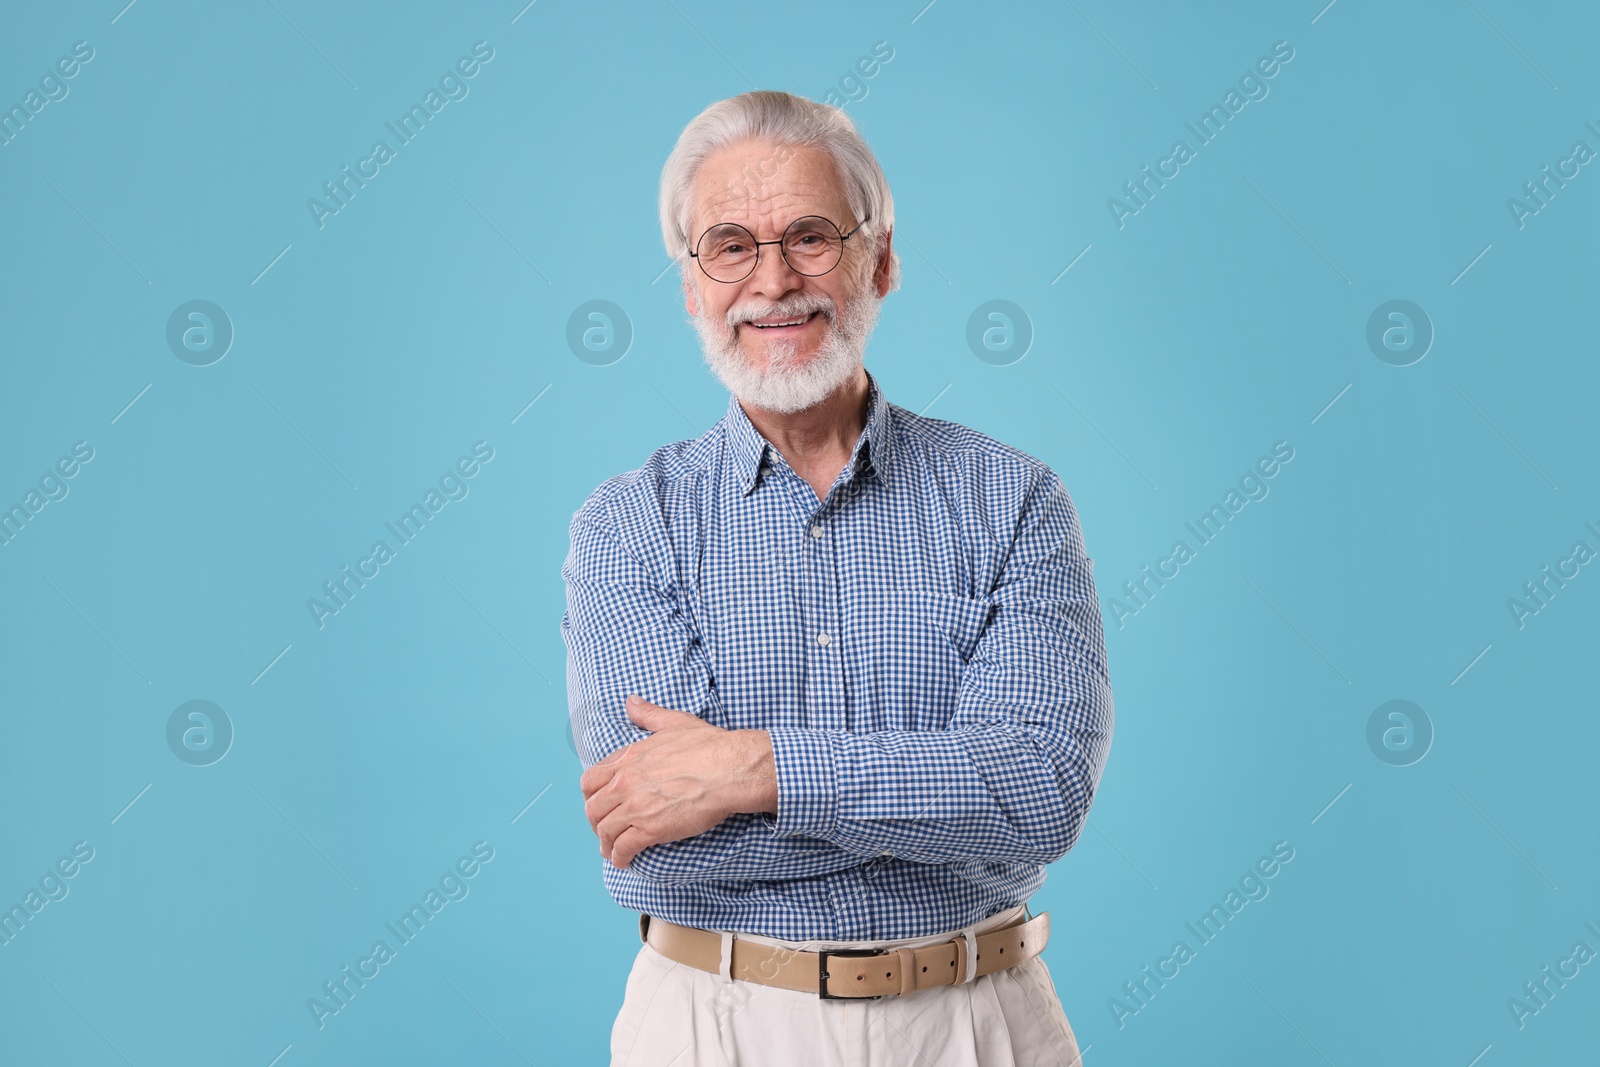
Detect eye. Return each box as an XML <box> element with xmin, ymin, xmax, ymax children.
<box><xmin>705</xmin><ymin>237</ymin><xmax>749</xmax><ymax>258</ymax></box>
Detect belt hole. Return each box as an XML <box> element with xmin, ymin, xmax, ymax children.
<box><xmin>1000</xmin><ymin>947</ymin><xmax>1005</xmax><ymax>954</ymax></box>
<box><xmin>921</xmin><ymin>966</ymin><xmax>927</xmax><ymax>972</ymax></box>
<box><xmin>884</xmin><ymin>971</ymin><xmax>891</xmax><ymax>978</ymax></box>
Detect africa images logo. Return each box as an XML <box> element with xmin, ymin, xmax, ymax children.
<box><xmin>1106</xmin><ymin>40</ymin><xmax>1296</xmax><ymax>229</ymax></box>
<box><xmin>307</xmin><ymin>41</ymin><xmax>495</xmax><ymax>230</ymax></box>
<box><xmin>307</xmin><ymin>841</ymin><xmax>495</xmax><ymax>1030</ymax></box>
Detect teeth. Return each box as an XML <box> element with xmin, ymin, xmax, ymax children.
<box><xmin>751</xmin><ymin>314</ymin><xmax>811</xmax><ymax>328</ymax></box>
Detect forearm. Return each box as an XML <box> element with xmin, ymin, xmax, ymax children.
<box><xmin>764</xmin><ymin>724</ymin><xmax>1099</xmax><ymax>864</ymax></box>
<box><xmin>725</xmin><ymin>728</ymin><xmax>779</xmax><ymax>818</ymax></box>
<box><xmin>568</xmin><ymin>631</ymin><xmax>879</xmax><ymax>884</ymax></box>
<box><xmin>762</xmin><ymin>660</ymin><xmax>1113</xmax><ymax>865</ymax></box>
<box><xmin>616</xmin><ymin>810</ymin><xmax>884</xmax><ymax>885</ymax></box>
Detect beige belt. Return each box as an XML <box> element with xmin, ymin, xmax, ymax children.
<box><xmin>640</xmin><ymin>908</ymin><xmax>1050</xmax><ymax>1000</ymax></box>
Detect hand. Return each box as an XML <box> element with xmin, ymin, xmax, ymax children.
<box><xmin>579</xmin><ymin>695</ymin><xmax>776</xmax><ymax>869</ymax></box>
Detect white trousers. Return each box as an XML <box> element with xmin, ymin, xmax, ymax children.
<box><xmin>609</xmin><ymin>904</ymin><xmax>1083</xmax><ymax>1066</ymax></box>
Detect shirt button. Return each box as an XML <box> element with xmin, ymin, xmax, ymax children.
<box><xmin>810</xmin><ymin>525</ymin><xmax>823</xmax><ymax>538</ymax></box>
<box><xmin>816</xmin><ymin>632</ymin><xmax>831</xmax><ymax>646</ymax></box>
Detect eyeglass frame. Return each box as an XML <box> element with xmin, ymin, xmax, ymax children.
<box><xmin>686</xmin><ymin>213</ymin><xmax>872</xmax><ymax>283</ymax></box>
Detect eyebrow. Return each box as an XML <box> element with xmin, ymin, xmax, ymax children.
<box><xmin>698</xmin><ymin>215</ymin><xmax>835</xmax><ymax>238</ymax></box>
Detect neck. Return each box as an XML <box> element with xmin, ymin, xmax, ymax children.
<box><xmin>739</xmin><ymin>366</ymin><xmax>870</xmax><ymax>466</ymax></box>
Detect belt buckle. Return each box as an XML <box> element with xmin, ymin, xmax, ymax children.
<box><xmin>817</xmin><ymin>947</ymin><xmax>886</xmax><ymax>1000</ymax></box>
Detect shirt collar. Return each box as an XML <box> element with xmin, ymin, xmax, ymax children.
<box><xmin>725</xmin><ymin>370</ymin><xmax>895</xmax><ymax>496</ymax></box>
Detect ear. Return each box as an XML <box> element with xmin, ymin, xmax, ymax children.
<box><xmin>871</xmin><ymin>227</ymin><xmax>894</xmax><ymax>298</ymax></box>
<box><xmin>682</xmin><ymin>269</ymin><xmax>700</xmax><ymax>318</ymax></box>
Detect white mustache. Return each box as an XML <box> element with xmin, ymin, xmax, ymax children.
<box><xmin>728</xmin><ymin>300</ymin><xmax>835</xmax><ymax>329</ymax></box>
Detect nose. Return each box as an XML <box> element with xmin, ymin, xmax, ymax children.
<box><xmin>744</xmin><ymin>240</ymin><xmax>805</xmax><ymax>300</ymax></box>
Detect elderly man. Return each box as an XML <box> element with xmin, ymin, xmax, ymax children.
<box><xmin>563</xmin><ymin>89</ymin><xmax>1112</xmax><ymax>1066</ymax></box>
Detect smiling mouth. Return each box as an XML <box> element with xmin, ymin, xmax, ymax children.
<box><xmin>744</xmin><ymin>311</ymin><xmax>820</xmax><ymax>334</ymax></box>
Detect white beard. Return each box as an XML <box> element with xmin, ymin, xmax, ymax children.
<box><xmin>691</xmin><ymin>278</ymin><xmax>882</xmax><ymax>415</ymax></box>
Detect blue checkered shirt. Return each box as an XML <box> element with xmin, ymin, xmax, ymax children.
<box><xmin>561</xmin><ymin>371</ymin><xmax>1114</xmax><ymax>940</ymax></box>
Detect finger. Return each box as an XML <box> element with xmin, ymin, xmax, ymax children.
<box><xmin>596</xmin><ymin>803</ymin><xmax>635</xmax><ymax>861</ymax></box>
<box><xmin>580</xmin><ymin>759</ymin><xmax>619</xmax><ymax>797</ymax></box>
<box><xmin>627</xmin><ymin>696</ymin><xmax>703</xmax><ymax>731</ymax></box>
<box><xmin>611</xmin><ymin>824</ymin><xmax>656</xmax><ymax>870</ymax></box>
<box><xmin>584</xmin><ymin>781</ymin><xmax>624</xmax><ymax>835</ymax></box>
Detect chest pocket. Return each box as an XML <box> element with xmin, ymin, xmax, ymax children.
<box><xmin>856</xmin><ymin>588</ymin><xmax>993</xmax><ymax>731</ymax></box>
<box><xmin>884</xmin><ymin>589</ymin><xmax>993</xmax><ymax>668</ymax></box>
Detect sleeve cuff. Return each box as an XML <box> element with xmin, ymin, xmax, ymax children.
<box><xmin>763</xmin><ymin>727</ymin><xmax>840</xmax><ymax>840</ymax></box>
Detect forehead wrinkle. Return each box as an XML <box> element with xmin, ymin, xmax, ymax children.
<box><xmin>697</xmin><ymin>189</ymin><xmax>843</xmax><ymax>238</ymax></box>
<box><xmin>690</xmin><ymin>151</ymin><xmax>851</xmax><ymax>239</ymax></box>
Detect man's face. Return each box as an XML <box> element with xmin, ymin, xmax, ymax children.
<box><xmin>682</xmin><ymin>139</ymin><xmax>891</xmax><ymax>413</ymax></box>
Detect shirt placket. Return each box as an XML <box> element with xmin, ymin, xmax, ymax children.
<box><xmin>781</xmin><ymin>464</ymin><xmax>872</xmax><ymax>938</ymax></box>
<box><xmin>790</xmin><ymin>478</ymin><xmax>846</xmax><ymax>735</ymax></box>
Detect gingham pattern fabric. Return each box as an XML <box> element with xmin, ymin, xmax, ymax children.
<box><xmin>561</xmin><ymin>371</ymin><xmax>1114</xmax><ymax>941</ymax></box>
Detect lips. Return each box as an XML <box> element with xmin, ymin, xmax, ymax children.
<box><xmin>745</xmin><ymin>311</ymin><xmax>819</xmax><ymax>331</ymax></box>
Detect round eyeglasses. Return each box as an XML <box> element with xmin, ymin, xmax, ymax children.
<box><xmin>688</xmin><ymin>214</ymin><xmax>871</xmax><ymax>283</ymax></box>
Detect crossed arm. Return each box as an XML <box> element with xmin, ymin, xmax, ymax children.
<box><xmin>562</xmin><ymin>471</ymin><xmax>1114</xmax><ymax>884</ymax></box>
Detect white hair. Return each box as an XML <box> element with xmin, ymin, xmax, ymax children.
<box><xmin>658</xmin><ymin>90</ymin><xmax>901</xmax><ymax>292</ymax></box>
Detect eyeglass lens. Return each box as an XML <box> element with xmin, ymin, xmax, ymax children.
<box><xmin>695</xmin><ymin>216</ymin><xmax>846</xmax><ymax>281</ymax></box>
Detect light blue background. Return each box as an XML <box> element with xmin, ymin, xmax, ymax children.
<box><xmin>2</xmin><ymin>1</ymin><xmax>1596</xmax><ymax>1064</ymax></box>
